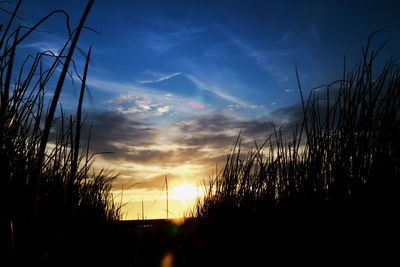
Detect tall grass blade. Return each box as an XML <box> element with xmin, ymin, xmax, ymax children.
<box><xmin>34</xmin><ymin>0</ymin><xmax>94</xmax><ymax>196</ymax></box>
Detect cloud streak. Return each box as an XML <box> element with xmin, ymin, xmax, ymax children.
<box><xmin>218</xmin><ymin>25</ymin><xmax>294</xmax><ymax>82</ymax></box>
<box><xmin>138</xmin><ymin>72</ymin><xmax>181</xmax><ymax>84</ymax></box>
<box><xmin>185</xmin><ymin>73</ymin><xmax>257</xmax><ymax>109</ymax></box>
<box><xmin>20</xmin><ymin>41</ymin><xmax>61</xmax><ymax>56</ymax></box>
<box><xmin>137</xmin><ymin>19</ymin><xmax>206</xmax><ymax>54</ymax></box>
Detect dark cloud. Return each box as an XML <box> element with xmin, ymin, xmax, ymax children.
<box><xmin>174</xmin><ymin>111</ymin><xmax>301</xmax><ymax>147</ymax></box>
<box><xmin>177</xmin><ymin>113</ymin><xmax>238</xmax><ymax>133</ymax></box>
<box><xmin>76</xmin><ymin>104</ymin><xmax>306</xmax><ymax>168</ymax></box>
<box><xmin>81</xmin><ymin>110</ymin><xmax>159</xmax><ymax>154</ymax></box>
<box><xmin>176</xmin><ymin>133</ymin><xmax>238</xmax><ymax>149</ymax></box>
<box><xmin>80</xmin><ymin>111</ymin><xmax>219</xmax><ymax>166</ymax></box>
<box><xmin>109</xmin><ymin>146</ymin><xmax>204</xmax><ymax>165</ymax></box>
<box><xmin>269</xmin><ymin>104</ymin><xmax>304</xmax><ymax>135</ymax></box>
<box><xmin>270</xmin><ymin>104</ymin><xmax>303</xmax><ymax>123</ymax></box>
<box><xmin>175</xmin><ymin>112</ymin><xmax>297</xmax><ymax>137</ymax></box>
<box><xmin>120</xmin><ymin>149</ymin><xmax>174</xmax><ymax>163</ymax></box>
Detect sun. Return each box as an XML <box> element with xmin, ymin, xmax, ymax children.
<box><xmin>170</xmin><ymin>183</ymin><xmax>201</xmax><ymax>201</ymax></box>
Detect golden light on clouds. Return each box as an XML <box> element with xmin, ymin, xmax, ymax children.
<box><xmin>86</xmin><ymin>110</ymin><xmax>281</xmax><ymax>220</ymax></box>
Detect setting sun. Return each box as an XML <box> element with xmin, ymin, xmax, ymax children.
<box><xmin>170</xmin><ymin>184</ymin><xmax>202</xmax><ymax>200</ymax></box>
<box><xmin>3</xmin><ymin>0</ymin><xmax>399</xmax><ymax>265</ymax></box>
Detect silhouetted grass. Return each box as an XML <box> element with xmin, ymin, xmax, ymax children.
<box><xmin>3</xmin><ymin>1</ymin><xmax>398</xmax><ymax>265</ymax></box>
<box><xmin>193</xmin><ymin>32</ymin><xmax>399</xmax><ymax>265</ymax></box>
<box><xmin>0</xmin><ymin>0</ymin><xmax>121</xmax><ymax>264</ymax></box>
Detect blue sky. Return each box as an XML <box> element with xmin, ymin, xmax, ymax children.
<box><xmin>2</xmin><ymin>0</ymin><xmax>400</xmax><ymax>218</ymax></box>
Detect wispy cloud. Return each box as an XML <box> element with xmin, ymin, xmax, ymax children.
<box><xmin>138</xmin><ymin>72</ymin><xmax>181</xmax><ymax>84</ymax></box>
<box><xmin>279</xmin><ymin>31</ymin><xmax>291</xmax><ymax>43</ymax></box>
<box><xmin>20</xmin><ymin>41</ymin><xmax>61</xmax><ymax>56</ymax></box>
<box><xmin>217</xmin><ymin>25</ymin><xmax>293</xmax><ymax>82</ymax></box>
<box><xmin>185</xmin><ymin>73</ymin><xmax>257</xmax><ymax>109</ymax></box>
<box><xmin>87</xmin><ymin>76</ymin><xmax>210</xmax><ymax>119</ymax></box>
<box><xmin>137</xmin><ymin>19</ymin><xmax>206</xmax><ymax>54</ymax></box>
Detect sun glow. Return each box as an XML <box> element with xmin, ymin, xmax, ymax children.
<box><xmin>170</xmin><ymin>183</ymin><xmax>202</xmax><ymax>200</ymax></box>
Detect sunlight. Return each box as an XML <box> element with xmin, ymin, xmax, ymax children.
<box><xmin>170</xmin><ymin>183</ymin><xmax>201</xmax><ymax>200</ymax></box>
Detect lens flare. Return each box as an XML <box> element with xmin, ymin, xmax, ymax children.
<box><xmin>161</xmin><ymin>252</ymin><xmax>174</xmax><ymax>267</ymax></box>
<box><xmin>189</xmin><ymin>101</ymin><xmax>204</xmax><ymax>109</ymax></box>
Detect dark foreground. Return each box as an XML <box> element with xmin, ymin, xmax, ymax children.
<box><xmin>3</xmin><ymin>209</ymin><xmax>396</xmax><ymax>266</ymax></box>
<box><xmin>111</xmin><ymin>214</ymin><xmax>396</xmax><ymax>266</ymax></box>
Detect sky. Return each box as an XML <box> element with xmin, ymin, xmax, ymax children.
<box><xmin>2</xmin><ymin>0</ymin><xmax>400</xmax><ymax>219</ymax></box>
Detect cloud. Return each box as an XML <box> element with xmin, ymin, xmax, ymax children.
<box><xmin>108</xmin><ymin>94</ymin><xmax>172</xmax><ymax>118</ymax></box>
<box><xmin>217</xmin><ymin>25</ymin><xmax>294</xmax><ymax>82</ymax></box>
<box><xmin>81</xmin><ymin>110</ymin><xmax>223</xmax><ymax>168</ymax></box>
<box><xmin>174</xmin><ymin>113</ymin><xmax>272</xmax><ymax>149</ymax></box>
<box><xmin>83</xmin><ymin>76</ymin><xmax>306</xmax><ymax>198</ymax></box>
<box><xmin>108</xmin><ymin>95</ymin><xmax>152</xmax><ymax>112</ymax></box>
<box><xmin>176</xmin><ymin>113</ymin><xmax>237</xmax><ymax>133</ymax></box>
<box><xmin>20</xmin><ymin>41</ymin><xmax>61</xmax><ymax>56</ymax></box>
<box><xmin>78</xmin><ymin>111</ymin><xmax>226</xmax><ymax>175</ymax></box>
<box><xmin>108</xmin><ymin>95</ymin><xmax>174</xmax><ymax>119</ymax></box>
<box><xmin>85</xmin><ymin>75</ymin><xmax>305</xmax><ymax>162</ymax></box>
<box><xmin>124</xmin><ymin>146</ymin><xmax>208</xmax><ymax>165</ymax></box>
<box><xmin>87</xmin><ymin>76</ymin><xmax>205</xmax><ymax>119</ymax></box>
<box><xmin>185</xmin><ymin>73</ymin><xmax>257</xmax><ymax>109</ymax></box>
<box><xmin>86</xmin><ymin>77</ymin><xmax>145</xmax><ymax>95</ymax></box>
<box><xmin>79</xmin><ymin>102</ymin><xmax>307</xmax><ymax>199</ymax></box>
<box><xmin>173</xmin><ymin>105</ymin><xmax>306</xmax><ymax>151</ymax></box>
<box><xmin>156</xmin><ymin>105</ymin><xmax>172</xmax><ymax>115</ymax></box>
<box><xmin>129</xmin><ymin>174</ymin><xmax>167</xmax><ymax>190</ymax></box>
<box><xmin>82</xmin><ymin>110</ymin><xmax>159</xmax><ymax>154</ymax></box>
<box><xmin>138</xmin><ymin>72</ymin><xmax>181</xmax><ymax>84</ymax></box>
<box><xmin>138</xmin><ymin>19</ymin><xmax>205</xmax><ymax>54</ymax></box>
<box><xmin>175</xmin><ymin>112</ymin><xmax>277</xmax><ymax>136</ymax></box>
<box><xmin>279</xmin><ymin>31</ymin><xmax>291</xmax><ymax>43</ymax></box>
<box><xmin>269</xmin><ymin>103</ymin><xmax>305</xmax><ymax>130</ymax></box>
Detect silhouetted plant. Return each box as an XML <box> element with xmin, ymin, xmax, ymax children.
<box><xmin>0</xmin><ymin>0</ymin><xmax>121</xmax><ymax>264</ymax></box>
<box><xmin>194</xmin><ymin>31</ymin><xmax>399</xmax><ymax>264</ymax></box>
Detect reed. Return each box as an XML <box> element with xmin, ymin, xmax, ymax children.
<box><xmin>194</xmin><ymin>31</ymin><xmax>400</xmax><ymax>264</ymax></box>
<box><xmin>0</xmin><ymin>0</ymin><xmax>121</xmax><ymax>264</ymax></box>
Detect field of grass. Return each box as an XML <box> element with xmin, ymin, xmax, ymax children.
<box><xmin>1</xmin><ymin>1</ymin><xmax>399</xmax><ymax>266</ymax></box>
